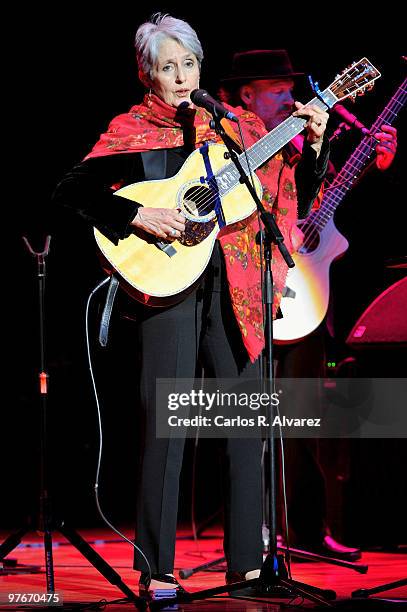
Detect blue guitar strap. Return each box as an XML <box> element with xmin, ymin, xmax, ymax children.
<box><xmin>199</xmin><ymin>142</ymin><xmax>226</xmax><ymax>228</ymax></box>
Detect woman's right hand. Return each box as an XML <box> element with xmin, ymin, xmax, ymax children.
<box><xmin>131</xmin><ymin>207</ymin><xmax>186</xmax><ymax>240</ymax></box>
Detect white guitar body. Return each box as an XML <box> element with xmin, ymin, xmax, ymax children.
<box><xmin>273</xmin><ymin>217</ymin><xmax>349</xmax><ymax>343</ymax></box>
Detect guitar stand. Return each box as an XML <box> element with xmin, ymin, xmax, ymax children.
<box><xmin>0</xmin><ymin>236</ymin><xmax>146</xmax><ymax>611</ymax></box>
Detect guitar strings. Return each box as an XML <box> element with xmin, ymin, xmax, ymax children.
<box><xmin>303</xmin><ymin>82</ymin><xmax>406</xmax><ymax>239</ymax></box>
<box><xmin>300</xmin><ymin>140</ymin><xmax>378</xmax><ymax>250</ymax></box>
<box><xmin>174</xmin><ymin>66</ymin><xmax>388</xmax><ymax>246</ymax></box>
<box><xmin>181</xmin><ymin>115</ymin><xmax>368</xmax><ymax>243</ymax></box>
<box><xmin>299</xmin><ymin>86</ymin><xmax>406</xmax><ymax>251</ymax></box>
<box><xmin>191</xmin><ymin>64</ymin><xmax>378</xmax><ymax>217</ymax></box>
<box><xmin>301</xmin><ymin>95</ymin><xmax>405</xmax><ymax>249</ymax></box>
<box><xmin>185</xmin><ymin>116</ymin><xmax>302</xmax><ymax>213</ymax></box>
<box><xmin>178</xmin><ymin>89</ymin><xmax>337</xmax><ymax>216</ymax></box>
<box><xmin>179</xmin><ymin>91</ymin><xmax>330</xmax><ymax>216</ymax></box>
<box><xmin>181</xmin><ymin>117</ymin><xmax>361</xmax><ymax>233</ymax></box>
<box><xmin>179</xmin><ymin>115</ymin><xmax>309</xmax><ymax>216</ymax></box>
<box><xmin>294</xmin><ymin>64</ymin><xmax>388</xmax><ymax>243</ymax></box>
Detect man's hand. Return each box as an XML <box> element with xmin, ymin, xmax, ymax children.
<box><xmin>375</xmin><ymin>125</ymin><xmax>397</xmax><ymax>171</ymax></box>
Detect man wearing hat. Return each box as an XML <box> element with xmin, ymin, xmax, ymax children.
<box><xmin>219</xmin><ymin>49</ymin><xmax>363</xmax><ymax>562</ymax></box>
<box><xmin>219</xmin><ymin>49</ymin><xmax>304</xmax><ymax>131</ymax></box>
<box><xmin>219</xmin><ymin>49</ymin><xmax>397</xmax><ymax>166</ymax></box>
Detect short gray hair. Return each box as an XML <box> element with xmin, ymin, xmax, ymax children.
<box><xmin>135</xmin><ymin>13</ymin><xmax>204</xmax><ymax>79</ymax></box>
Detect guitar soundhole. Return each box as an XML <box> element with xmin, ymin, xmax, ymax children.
<box><xmin>298</xmin><ymin>225</ymin><xmax>320</xmax><ymax>254</ymax></box>
<box><xmin>183</xmin><ymin>186</ymin><xmax>214</xmax><ymax>218</ymax></box>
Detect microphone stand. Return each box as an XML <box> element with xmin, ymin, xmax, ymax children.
<box><xmin>0</xmin><ymin>236</ymin><xmax>146</xmax><ymax>610</ymax></box>
<box><xmin>150</xmin><ymin>117</ymin><xmax>339</xmax><ymax>609</ymax></box>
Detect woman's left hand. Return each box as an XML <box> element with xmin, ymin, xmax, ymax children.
<box><xmin>292</xmin><ymin>101</ymin><xmax>329</xmax><ymax>145</ymax></box>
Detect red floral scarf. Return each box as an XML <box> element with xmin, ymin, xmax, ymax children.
<box><xmin>86</xmin><ymin>93</ymin><xmax>304</xmax><ymax>362</ymax></box>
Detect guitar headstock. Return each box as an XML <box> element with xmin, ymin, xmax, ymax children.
<box><xmin>328</xmin><ymin>58</ymin><xmax>381</xmax><ymax>103</ymax></box>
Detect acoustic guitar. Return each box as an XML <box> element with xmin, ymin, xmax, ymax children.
<box><xmin>94</xmin><ymin>58</ymin><xmax>381</xmax><ymax>306</ymax></box>
<box><xmin>274</xmin><ymin>76</ymin><xmax>406</xmax><ymax>343</ymax></box>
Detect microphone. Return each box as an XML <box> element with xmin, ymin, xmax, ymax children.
<box><xmin>190</xmin><ymin>89</ymin><xmax>238</xmax><ymax>123</ymax></box>
<box><xmin>332</xmin><ymin>104</ymin><xmax>370</xmax><ymax>135</ymax></box>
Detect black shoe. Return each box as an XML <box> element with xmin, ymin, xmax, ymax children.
<box><xmin>297</xmin><ymin>535</ymin><xmax>362</xmax><ymax>561</ymax></box>
<box><xmin>320</xmin><ymin>534</ymin><xmax>362</xmax><ymax>561</ymax></box>
<box><xmin>139</xmin><ymin>572</ymin><xmax>188</xmax><ymax>599</ymax></box>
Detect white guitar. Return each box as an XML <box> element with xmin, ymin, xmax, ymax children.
<box><xmin>94</xmin><ymin>59</ymin><xmax>381</xmax><ymax>306</ymax></box>
<box><xmin>274</xmin><ymin>76</ymin><xmax>407</xmax><ymax>343</ymax></box>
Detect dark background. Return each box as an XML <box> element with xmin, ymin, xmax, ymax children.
<box><xmin>6</xmin><ymin>4</ymin><xmax>406</xmax><ymax>549</ymax></box>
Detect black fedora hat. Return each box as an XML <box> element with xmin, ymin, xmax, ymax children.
<box><xmin>221</xmin><ymin>49</ymin><xmax>304</xmax><ymax>83</ymax></box>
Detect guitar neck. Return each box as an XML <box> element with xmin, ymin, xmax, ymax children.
<box><xmin>215</xmin><ymin>90</ymin><xmax>337</xmax><ymax>195</ymax></box>
<box><xmin>311</xmin><ymin>77</ymin><xmax>407</xmax><ymax>230</ymax></box>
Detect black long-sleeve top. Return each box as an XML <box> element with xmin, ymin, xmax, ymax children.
<box><xmin>52</xmin><ymin>138</ymin><xmax>329</xmax><ymax>245</ymax></box>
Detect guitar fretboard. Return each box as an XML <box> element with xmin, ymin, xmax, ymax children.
<box><xmin>214</xmin><ymin>90</ymin><xmax>337</xmax><ymax>194</ymax></box>
<box><xmin>308</xmin><ymin>77</ymin><xmax>407</xmax><ymax>230</ymax></box>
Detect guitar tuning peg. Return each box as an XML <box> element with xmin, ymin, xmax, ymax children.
<box><xmin>343</xmin><ymin>62</ymin><xmax>356</xmax><ymax>73</ymax></box>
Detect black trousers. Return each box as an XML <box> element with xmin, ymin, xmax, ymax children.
<box><xmin>132</xmin><ymin>244</ymin><xmax>263</xmax><ymax>573</ymax></box>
